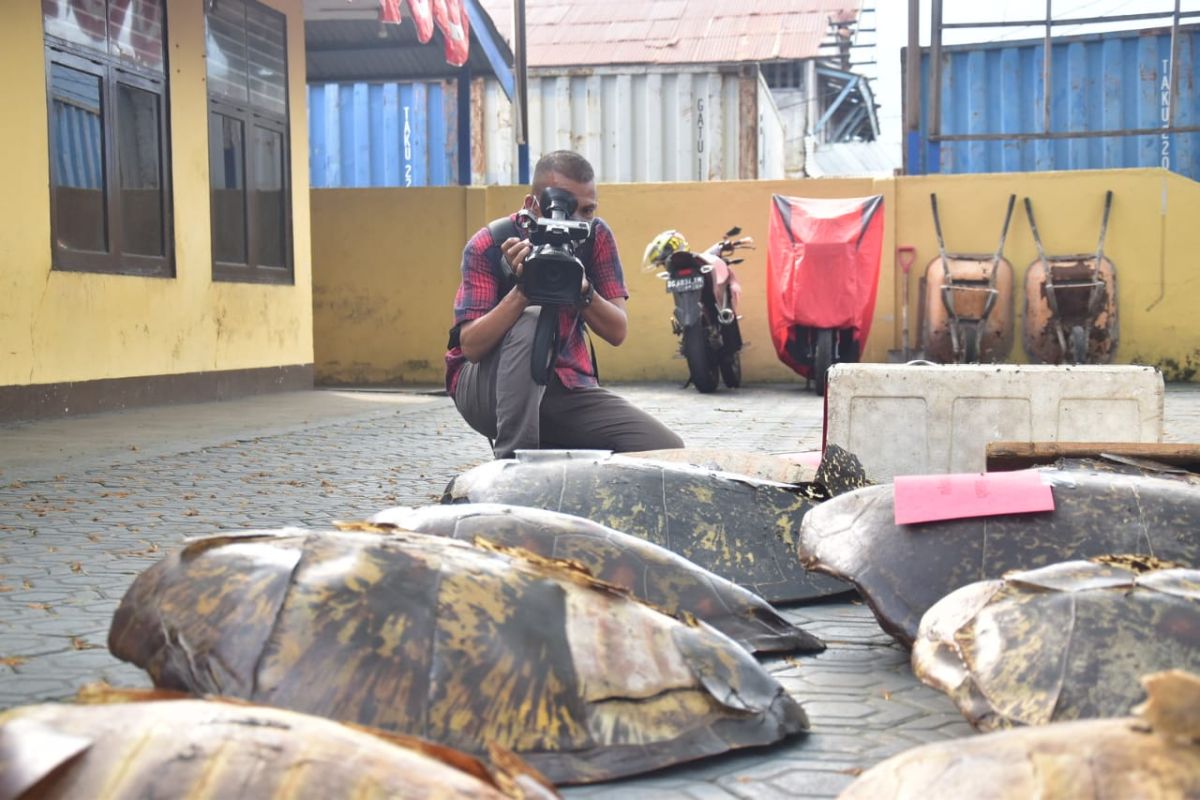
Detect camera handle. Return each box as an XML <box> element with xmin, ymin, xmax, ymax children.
<box><xmin>530</xmin><ymin>305</ymin><xmax>559</xmax><ymax>386</ymax></box>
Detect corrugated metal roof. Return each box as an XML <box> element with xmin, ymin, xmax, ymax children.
<box><xmin>804</xmin><ymin>140</ymin><xmax>898</xmax><ymax>178</ymax></box>
<box><xmin>480</xmin><ymin>0</ymin><xmax>860</xmax><ymax>67</ymax></box>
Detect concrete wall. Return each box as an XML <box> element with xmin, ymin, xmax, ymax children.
<box><xmin>0</xmin><ymin>0</ymin><xmax>313</xmax><ymax>389</ymax></box>
<box><xmin>311</xmin><ymin>168</ymin><xmax>1200</xmax><ymax>385</ymax></box>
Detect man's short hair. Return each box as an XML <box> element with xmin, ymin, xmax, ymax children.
<box><xmin>532</xmin><ymin>150</ymin><xmax>595</xmax><ymax>195</ymax></box>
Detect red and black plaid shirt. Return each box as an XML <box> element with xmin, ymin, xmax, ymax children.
<box><xmin>445</xmin><ymin>215</ymin><xmax>627</xmax><ymax>395</ymax></box>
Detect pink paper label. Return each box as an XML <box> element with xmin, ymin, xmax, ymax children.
<box><xmin>893</xmin><ymin>470</ymin><xmax>1055</xmax><ymax>526</ymax></box>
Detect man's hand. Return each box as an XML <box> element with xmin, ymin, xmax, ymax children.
<box><xmin>500</xmin><ymin>237</ymin><xmax>532</xmax><ymax>276</ymax></box>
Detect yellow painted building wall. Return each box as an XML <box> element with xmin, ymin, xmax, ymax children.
<box><xmin>311</xmin><ymin>168</ymin><xmax>1200</xmax><ymax>386</ymax></box>
<box><xmin>0</xmin><ymin>0</ymin><xmax>312</xmax><ymax>389</ymax></box>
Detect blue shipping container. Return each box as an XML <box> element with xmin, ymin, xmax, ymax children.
<box><xmin>308</xmin><ymin>81</ymin><xmax>458</xmax><ymax>188</ymax></box>
<box><xmin>913</xmin><ymin>25</ymin><xmax>1199</xmax><ymax>181</ymax></box>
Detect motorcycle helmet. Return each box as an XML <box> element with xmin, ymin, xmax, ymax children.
<box><xmin>642</xmin><ymin>230</ymin><xmax>688</xmax><ymax>271</ymax></box>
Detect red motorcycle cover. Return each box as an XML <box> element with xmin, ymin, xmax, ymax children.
<box><xmin>767</xmin><ymin>194</ymin><xmax>885</xmax><ymax>376</ymax></box>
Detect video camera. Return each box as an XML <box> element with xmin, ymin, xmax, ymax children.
<box><xmin>517</xmin><ymin>186</ymin><xmax>593</xmax><ymax>306</ymax></box>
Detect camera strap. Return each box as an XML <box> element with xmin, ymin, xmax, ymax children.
<box><xmin>487</xmin><ymin>217</ymin><xmax>520</xmax><ymax>293</ymax></box>
<box><xmin>530</xmin><ymin>306</ymin><xmax>559</xmax><ymax>386</ymax></box>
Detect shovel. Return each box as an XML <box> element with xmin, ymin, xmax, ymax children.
<box><xmin>887</xmin><ymin>246</ymin><xmax>919</xmax><ymax>362</ymax></box>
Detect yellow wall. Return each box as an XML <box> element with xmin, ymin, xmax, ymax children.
<box><xmin>311</xmin><ymin>168</ymin><xmax>1200</xmax><ymax>386</ymax></box>
<box><xmin>0</xmin><ymin>0</ymin><xmax>312</xmax><ymax>388</ymax></box>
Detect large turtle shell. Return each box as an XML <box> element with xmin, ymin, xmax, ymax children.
<box><xmin>0</xmin><ymin>688</ymin><xmax>556</xmax><ymax>800</ymax></box>
<box><xmin>912</xmin><ymin>561</ymin><xmax>1200</xmax><ymax>731</ymax></box>
<box><xmin>624</xmin><ymin>448</ymin><xmax>820</xmax><ymax>485</ymax></box>
<box><xmin>108</xmin><ymin>529</ymin><xmax>808</xmax><ymax>784</ymax></box>
<box><xmin>367</xmin><ymin>503</ymin><xmax>823</xmax><ymax>655</ymax></box>
<box><xmin>798</xmin><ymin>458</ymin><xmax>1200</xmax><ymax>646</ymax></box>
<box><xmin>443</xmin><ymin>452</ymin><xmax>850</xmax><ymax>602</ymax></box>
<box><xmin>840</xmin><ymin>670</ymin><xmax>1200</xmax><ymax>800</ymax></box>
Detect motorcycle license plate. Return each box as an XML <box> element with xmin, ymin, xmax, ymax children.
<box><xmin>666</xmin><ymin>275</ymin><xmax>704</xmax><ymax>293</ymax></box>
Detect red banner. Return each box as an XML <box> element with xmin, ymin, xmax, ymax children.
<box><xmin>406</xmin><ymin>0</ymin><xmax>434</xmax><ymax>43</ymax></box>
<box><xmin>432</xmin><ymin>0</ymin><xmax>470</xmax><ymax>66</ymax></box>
<box><xmin>379</xmin><ymin>0</ymin><xmax>402</xmax><ymax>24</ymax></box>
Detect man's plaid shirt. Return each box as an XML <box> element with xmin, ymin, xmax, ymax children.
<box><xmin>445</xmin><ymin>215</ymin><xmax>627</xmax><ymax>395</ymax></box>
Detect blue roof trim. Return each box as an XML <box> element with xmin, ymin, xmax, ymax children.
<box><xmin>463</xmin><ymin>0</ymin><xmax>513</xmax><ymax>100</ymax></box>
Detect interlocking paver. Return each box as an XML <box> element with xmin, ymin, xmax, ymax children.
<box><xmin>1</xmin><ymin>383</ymin><xmax>1197</xmax><ymax>798</ymax></box>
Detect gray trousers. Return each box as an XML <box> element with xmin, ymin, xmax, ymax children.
<box><xmin>454</xmin><ymin>308</ymin><xmax>685</xmax><ymax>459</ymax></box>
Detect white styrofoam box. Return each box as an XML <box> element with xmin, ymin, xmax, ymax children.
<box><xmin>825</xmin><ymin>363</ymin><xmax>1165</xmax><ymax>481</ymax></box>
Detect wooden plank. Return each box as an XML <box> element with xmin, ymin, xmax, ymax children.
<box><xmin>986</xmin><ymin>441</ymin><xmax>1200</xmax><ymax>473</ymax></box>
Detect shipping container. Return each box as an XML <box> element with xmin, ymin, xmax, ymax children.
<box><xmin>308</xmin><ymin>81</ymin><xmax>458</xmax><ymax>188</ymax></box>
<box><xmin>911</xmin><ymin>25</ymin><xmax>1199</xmax><ymax>181</ymax></box>
<box><xmin>308</xmin><ymin>66</ymin><xmax>787</xmax><ymax>187</ymax></box>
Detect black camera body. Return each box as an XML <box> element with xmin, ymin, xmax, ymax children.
<box><xmin>519</xmin><ymin>187</ymin><xmax>593</xmax><ymax>306</ymax></box>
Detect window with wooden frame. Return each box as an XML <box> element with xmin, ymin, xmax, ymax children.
<box><xmin>43</xmin><ymin>0</ymin><xmax>173</xmax><ymax>277</ymax></box>
<box><xmin>205</xmin><ymin>0</ymin><xmax>292</xmax><ymax>284</ymax></box>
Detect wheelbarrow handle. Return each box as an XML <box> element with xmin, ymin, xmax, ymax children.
<box><xmin>1095</xmin><ymin>190</ymin><xmax>1114</xmax><ymax>264</ymax></box>
<box><xmin>1023</xmin><ymin>197</ymin><xmax>1050</xmax><ymax>265</ymax></box>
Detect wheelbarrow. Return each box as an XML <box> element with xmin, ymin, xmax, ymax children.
<box><xmin>920</xmin><ymin>194</ymin><xmax>1017</xmax><ymax>363</ymax></box>
<box><xmin>1022</xmin><ymin>191</ymin><xmax>1118</xmax><ymax>365</ymax></box>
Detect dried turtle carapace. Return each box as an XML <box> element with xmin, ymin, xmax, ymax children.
<box><xmin>839</xmin><ymin>670</ymin><xmax>1200</xmax><ymax>800</ymax></box>
<box><xmin>0</xmin><ymin>687</ymin><xmax>557</xmax><ymax>800</ymax></box>
<box><xmin>798</xmin><ymin>458</ymin><xmax>1200</xmax><ymax>646</ymax></box>
<box><xmin>366</xmin><ymin>504</ymin><xmax>823</xmax><ymax>655</ymax></box>
<box><xmin>108</xmin><ymin>530</ymin><xmax>809</xmax><ymax>785</ymax></box>
<box><xmin>442</xmin><ymin>451</ymin><xmax>851</xmax><ymax>603</ymax></box>
<box><xmin>622</xmin><ymin>448</ymin><xmax>820</xmax><ymax>485</ymax></box>
<box><xmin>912</xmin><ymin>560</ymin><xmax>1200</xmax><ymax>731</ymax></box>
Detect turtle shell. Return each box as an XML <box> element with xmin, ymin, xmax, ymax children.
<box><xmin>840</xmin><ymin>671</ymin><xmax>1200</xmax><ymax>800</ymax></box>
<box><xmin>912</xmin><ymin>561</ymin><xmax>1200</xmax><ymax>730</ymax></box>
<box><xmin>367</xmin><ymin>504</ymin><xmax>823</xmax><ymax>655</ymax></box>
<box><xmin>797</xmin><ymin>459</ymin><xmax>1200</xmax><ymax>646</ymax></box>
<box><xmin>443</xmin><ymin>452</ymin><xmax>850</xmax><ymax>603</ymax></box>
<box><xmin>0</xmin><ymin>688</ymin><xmax>557</xmax><ymax>800</ymax></box>
<box><xmin>108</xmin><ymin>529</ymin><xmax>808</xmax><ymax>784</ymax></box>
<box><xmin>623</xmin><ymin>448</ymin><xmax>820</xmax><ymax>485</ymax></box>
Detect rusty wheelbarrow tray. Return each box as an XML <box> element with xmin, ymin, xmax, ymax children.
<box><xmin>920</xmin><ymin>194</ymin><xmax>1017</xmax><ymax>364</ymax></box>
<box><xmin>1022</xmin><ymin>191</ymin><xmax>1118</xmax><ymax>365</ymax></box>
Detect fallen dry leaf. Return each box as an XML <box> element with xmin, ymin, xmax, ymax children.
<box><xmin>71</xmin><ymin>637</ymin><xmax>99</xmax><ymax>650</ymax></box>
<box><xmin>70</xmin><ymin>562</ymin><xmax>84</xmax><ymax>573</ymax></box>
<box><xmin>1</xmin><ymin>656</ymin><xmax>28</xmax><ymax>669</ymax></box>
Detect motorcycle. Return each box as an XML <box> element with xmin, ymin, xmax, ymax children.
<box><xmin>766</xmin><ymin>194</ymin><xmax>885</xmax><ymax>395</ymax></box>
<box><xmin>643</xmin><ymin>227</ymin><xmax>753</xmax><ymax>393</ymax></box>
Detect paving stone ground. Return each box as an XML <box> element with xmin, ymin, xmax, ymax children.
<box><xmin>1</xmin><ymin>382</ymin><xmax>1198</xmax><ymax>798</ymax></box>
